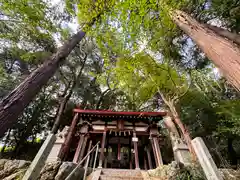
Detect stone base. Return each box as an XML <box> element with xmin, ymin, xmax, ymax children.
<box><xmin>0</xmin><ymin>159</ymin><xmax>31</xmax><ymax>179</ymax></box>
<box><xmin>46</xmin><ymin>143</ymin><xmax>63</xmax><ymax>162</ymax></box>
<box><xmin>46</xmin><ymin>126</ymin><xmax>68</xmax><ymax>162</ymax></box>
<box><xmin>173</xmin><ymin>142</ymin><xmax>191</xmax><ymax>166</ymax></box>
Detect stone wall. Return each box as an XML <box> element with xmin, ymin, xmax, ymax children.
<box><xmin>0</xmin><ymin>159</ymin><xmax>30</xmax><ymax>180</ymax></box>
<box><xmin>0</xmin><ymin>159</ymin><xmax>91</xmax><ymax>180</ymax></box>
<box><xmin>147</xmin><ymin>161</ymin><xmax>240</xmax><ymax>180</ymax></box>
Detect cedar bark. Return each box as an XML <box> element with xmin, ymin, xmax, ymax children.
<box><xmin>205</xmin><ymin>24</ymin><xmax>240</xmax><ymax>46</ymax></box>
<box><xmin>171</xmin><ymin>10</ymin><xmax>240</xmax><ymax>91</ymax></box>
<box><xmin>0</xmin><ymin>31</ymin><xmax>86</xmax><ymax>137</ymax></box>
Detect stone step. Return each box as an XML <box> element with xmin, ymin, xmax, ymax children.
<box><xmin>99</xmin><ymin>175</ymin><xmax>144</xmax><ymax>180</ymax></box>
<box><xmin>101</xmin><ymin>169</ymin><xmax>142</xmax><ymax>177</ymax></box>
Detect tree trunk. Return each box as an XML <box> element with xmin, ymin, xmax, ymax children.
<box><xmin>173</xmin><ymin>115</ymin><xmax>194</xmax><ymax>153</ymax></box>
<box><xmin>205</xmin><ymin>24</ymin><xmax>240</xmax><ymax>46</ymax></box>
<box><xmin>51</xmin><ymin>81</ymin><xmax>72</xmax><ymax>134</ymax></box>
<box><xmin>162</xmin><ymin>96</ymin><xmax>195</xmax><ymax>156</ymax></box>
<box><xmin>51</xmin><ymin>82</ymin><xmax>74</xmax><ymax>134</ymax></box>
<box><xmin>163</xmin><ymin>116</ymin><xmax>180</xmax><ymax>137</ymax></box>
<box><xmin>171</xmin><ymin>10</ymin><xmax>240</xmax><ymax>91</ymax></box>
<box><xmin>0</xmin><ymin>31</ymin><xmax>86</xmax><ymax>137</ymax></box>
<box><xmin>51</xmin><ymin>55</ymin><xmax>87</xmax><ymax>134</ymax></box>
<box><xmin>96</xmin><ymin>89</ymin><xmax>110</xmax><ymax>110</ymax></box>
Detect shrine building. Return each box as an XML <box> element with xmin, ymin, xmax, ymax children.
<box><xmin>47</xmin><ymin>108</ymin><xmax>190</xmax><ymax>170</ymax></box>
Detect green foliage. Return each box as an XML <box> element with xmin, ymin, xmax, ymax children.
<box><xmin>109</xmin><ymin>52</ymin><xmax>189</xmax><ymax>111</ymax></box>
<box><xmin>207</xmin><ymin>0</ymin><xmax>240</xmax><ymax>32</ymax></box>
<box><xmin>0</xmin><ymin>66</ymin><xmax>15</xmax><ymax>98</ymax></box>
<box><xmin>215</xmin><ymin>100</ymin><xmax>240</xmax><ymax>135</ymax></box>
<box><xmin>173</xmin><ymin>164</ymin><xmax>206</xmax><ymax>180</ymax></box>
<box><xmin>0</xmin><ymin>0</ymin><xmax>57</xmax><ymax>49</ymax></box>
<box><xmin>77</xmin><ymin>0</ymin><xmax>115</xmax><ymax>23</ymax></box>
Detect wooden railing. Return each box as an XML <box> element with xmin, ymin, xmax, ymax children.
<box><xmin>66</xmin><ymin>141</ymin><xmax>100</xmax><ymax>180</ymax></box>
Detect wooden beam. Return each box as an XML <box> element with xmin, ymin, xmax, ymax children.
<box><xmin>74</xmin><ymin>109</ymin><xmax>167</xmax><ymax>117</ymax></box>
<box><xmin>73</xmin><ymin>135</ymin><xmax>84</xmax><ymax>163</ymax></box>
<box><xmin>144</xmin><ymin>153</ymin><xmax>148</xmax><ymax>170</ymax></box>
<box><xmin>153</xmin><ymin>137</ymin><xmax>163</xmax><ymax>166</ymax></box>
<box><xmin>129</xmin><ymin>136</ymin><xmax>132</xmax><ymax>169</ymax></box>
<box><xmin>133</xmin><ymin>131</ymin><xmax>140</xmax><ymax>170</ymax></box>
<box><xmin>146</xmin><ymin>147</ymin><xmax>153</xmax><ymax>169</ymax></box>
<box><xmin>84</xmin><ymin>140</ymin><xmax>92</xmax><ymax>166</ymax></box>
<box><xmin>98</xmin><ymin>128</ymin><xmax>107</xmax><ymax>168</ymax></box>
<box><xmin>150</xmin><ymin>138</ymin><xmax>158</xmax><ymax>168</ymax></box>
<box><xmin>78</xmin><ymin>135</ymin><xmax>88</xmax><ymax>163</ymax></box>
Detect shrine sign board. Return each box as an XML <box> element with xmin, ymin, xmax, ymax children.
<box><xmin>132</xmin><ymin>137</ymin><xmax>138</xmax><ymax>142</ymax></box>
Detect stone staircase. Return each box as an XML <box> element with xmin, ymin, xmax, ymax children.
<box><xmin>89</xmin><ymin>169</ymin><xmax>144</xmax><ymax>180</ymax></box>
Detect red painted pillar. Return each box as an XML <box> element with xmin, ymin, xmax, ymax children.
<box><xmin>150</xmin><ymin>138</ymin><xmax>158</xmax><ymax>168</ymax></box>
<box><xmin>150</xmin><ymin>127</ymin><xmax>163</xmax><ymax>167</ymax></box>
<box><xmin>133</xmin><ymin>131</ymin><xmax>140</xmax><ymax>170</ymax></box>
<box><xmin>84</xmin><ymin>140</ymin><xmax>92</xmax><ymax>166</ymax></box>
<box><xmin>78</xmin><ymin>135</ymin><xmax>89</xmax><ymax>163</ymax></box>
<box><xmin>73</xmin><ymin>124</ymin><xmax>89</xmax><ymax>163</ymax></box>
<box><xmin>98</xmin><ymin>128</ymin><xmax>107</xmax><ymax>168</ymax></box>
<box><xmin>73</xmin><ymin>135</ymin><xmax>84</xmax><ymax>163</ymax></box>
<box><xmin>58</xmin><ymin>113</ymin><xmax>79</xmax><ymax>160</ymax></box>
<box><xmin>153</xmin><ymin>137</ymin><xmax>163</xmax><ymax>166</ymax></box>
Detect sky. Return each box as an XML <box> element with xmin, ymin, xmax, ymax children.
<box><xmin>51</xmin><ymin>0</ymin><xmax>78</xmax><ymax>32</ymax></box>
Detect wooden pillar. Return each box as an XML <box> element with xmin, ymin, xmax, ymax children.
<box><xmin>153</xmin><ymin>137</ymin><xmax>163</xmax><ymax>166</ymax></box>
<box><xmin>98</xmin><ymin>128</ymin><xmax>107</xmax><ymax>168</ymax></box>
<box><xmin>78</xmin><ymin>135</ymin><xmax>89</xmax><ymax>163</ymax></box>
<box><xmin>84</xmin><ymin>140</ymin><xmax>92</xmax><ymax>166</ymax></box>
<box><xmin>58</xmin><ymin>113</ymin><xmax>79</xmax><ymax>160</ymax></box>
<box><xmin>130</xmin><ymin>160</ymin><xmax>133</xmax><ymax>169</ymax></box>
<box><xmin>104</xmin><ymin>138</ymin><xmax>109</xmax><ymax>168</ymax></box>
<box><xmin>89</xmin><ymin>152</ymin><xmax>94</xmax><ymax>167</ymax></box>
<box><xmin>133</xmin><ymin>131</ymin><xmax>140</xmax><ymax>170</ymax></box>
<box><xmin>118</xmin><ymin>140</ymin><xmax>121</xmax><ymax>160</ymax></box>
<box><xmin>150</xmin><ymin>138</ymin><xmax>158</xmax><ymax>168</ymax></box>
<box><xmin>146</xmin><ymin>147</ymin><xmax>153</xmax><ymax>169</ymax></box>
<box><xmin>104</xmin><ymin>155</ymin><xmax>108</xmax><ymax>168</ymax></box>
<box><xmin>129</xmin><ymin>136</ymin><xmax>132</xmax><ymax>169</ymax></box>
<box><xmin>104</xmin><ymin>132</ymin><xmax>109</xmax><ymax>168</ymax></box>
<box><xmin>73</xmin><ymin>135</ymin><xmax>84</xmax><ymax>163</ymax></box>
<box><xmin>73</xmin><ymin>125</ymin><xmax>89</xmax><ymax>163</ymax></box>
<box><xmin>150</xmin><ymin>127</ymin><xmax>163</xmax><ymax>167</ymax></box>
<box><xmin>144</xmin><ymin>153</ymin><xmax>148</xmax><ymax>170</ymax></box>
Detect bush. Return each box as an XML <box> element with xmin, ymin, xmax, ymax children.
<box><xmin>172</xmin><ymin>164</ymin><xmax>206</xmax><ymax>180</ymax></box>
<box><xmin>148</xmin><ymin>162</ymin><xmax>207</xmax><ymax>180</ymax></box>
